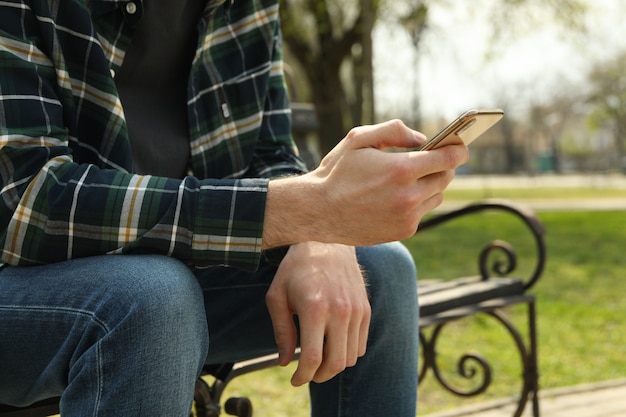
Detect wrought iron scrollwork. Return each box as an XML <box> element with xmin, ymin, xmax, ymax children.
<box><xmin>418</xmin><ymin>199</ymin><xmax>547</xmax><ymax>290</ymax></box>
<box><xmin>418</xmin><ymin>302</ymin><xmax>537</xmax><ymax>417</ymax></box>
<box><xmin>479</xmin><ymin>239</ymin><xmax>517</xmax><ymax>280</ymax></box>
<box><xmin>419</xmin><ymin>323</ymin><xmax>492</xmax><ymax>398</ymax></box>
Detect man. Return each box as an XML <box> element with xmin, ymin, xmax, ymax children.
<box><xmin>0</xmin><ymin>0</ymin><xmax>468</xmax><ymax>416</ymax></box>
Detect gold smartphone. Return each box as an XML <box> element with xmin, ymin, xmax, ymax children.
<box><xmin>418</xmin><ymin>108</ymin><xmax>504</xmax><ymax>151</ymax></box>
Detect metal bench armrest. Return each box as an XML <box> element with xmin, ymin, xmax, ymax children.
<box><xmin>417</xmin><ymin>198</ymin><xmax>547</xmax><ymax>292</ymax></box>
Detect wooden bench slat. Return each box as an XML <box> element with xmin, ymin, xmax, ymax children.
<box><xmin>418</xmin><ymin>277</ymin><xmax>525</xmax><ymax>317</ymax></box>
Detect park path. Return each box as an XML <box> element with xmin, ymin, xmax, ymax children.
<box><xmin>439</xmin><ymin>173</ymin><xmax>626</xmax><ymax>212</ymax></box>
<box><xmin>420</xmin><ymin>379</ymin><xmax>626</xmax><ymax>417</ymax></box>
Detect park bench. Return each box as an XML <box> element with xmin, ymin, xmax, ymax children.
<box><xmin>415</xmin><ymin>199</ymin><xmax>545</xmax><ymax>417</ymax></box>
<box><xmin>0</xmin><ymin>198</ymin><xmax>546</xmax><ymax>417</ymax></box>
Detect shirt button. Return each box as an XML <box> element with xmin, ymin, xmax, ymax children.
<box><xmin>110</xmin><ymin>68</ymin><xmax>116</xmax><ymax>78</ymax></box>
<box><xmin>125</xmin><ymin>2</ymin><xmax>137</xmax><ymax>14</ymax></box>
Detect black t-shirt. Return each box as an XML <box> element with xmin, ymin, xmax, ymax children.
<box><xmin>115</xmin><ymin>0</ymin><xmax>208</xmax><ymax>178</ymax></box>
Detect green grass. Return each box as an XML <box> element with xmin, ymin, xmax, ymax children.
<box><xmin>214</xmin><ymin>207</ymin><xmax>626</xmax><ymax>416</ymax></box>
<box><xmin>408</xmin><ymin>209</ymin><xmax>626</xmax><ymax>413</ymax></box>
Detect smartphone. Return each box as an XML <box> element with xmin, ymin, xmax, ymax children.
<box><xmin>417</xmin><ymin>108</ymin><xmax>504</xmax><ymax>151</ymax></box>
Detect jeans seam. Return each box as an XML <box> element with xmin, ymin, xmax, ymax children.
<box><xmin>0</xmin><ymin>305</ymin><xmax>111</xmax><ymax>333</ymax></box>
<box><xmin>93</xmin><ymin>343</ymin><xmax>103</xmax><ymax>417</ymax></box>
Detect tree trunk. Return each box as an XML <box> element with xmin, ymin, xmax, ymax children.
<box><xmin>306</xmin><ymin>60</ymin><xmax>348</xmax><ymax>155</ymax></box>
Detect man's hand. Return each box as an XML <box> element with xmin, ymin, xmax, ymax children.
<box><xmin>263</xmin><ymin>119</ymin><xmax>469</xmax><ymax>249</ymax></box>
<box><xmin>265</xmin><ymin>242</ymin><xmax>371</xmax><ymax>387</ymax></box>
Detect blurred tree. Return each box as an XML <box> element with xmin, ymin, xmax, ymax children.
<box><xmin>586</xmin><ymin>50</ymin><xmax>626</xmax><ymax>171</ymax></box>
<box><xmin>280</xmin><ymin>0</ymin><xmax>586</xmax><ymax>155</ymax></box>
<box><xmin>399</xmin><ymin>2</ymin><xmax>428</xmax><ymax>129</ymax></box>
<box><xmin>280</xmin><ymin>0</ymin><xmax>379</xmax><ymax>154</ymax></box>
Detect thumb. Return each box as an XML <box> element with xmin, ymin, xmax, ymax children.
<box><xmin>347</xmin><ymin>119</ymin><xmax>426</xmax><ymax>150</ymax></box>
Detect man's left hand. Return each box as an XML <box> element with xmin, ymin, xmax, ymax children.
<box><xmin>265</xmin><ymin>242</ymin><xmax>371</xmax><ymax>387</ymax></box>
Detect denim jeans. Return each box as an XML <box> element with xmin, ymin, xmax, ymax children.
<box><xmin>0</xmin><ymin>242</ymin><xmax>418</xmax><ymax>416</ymax></box>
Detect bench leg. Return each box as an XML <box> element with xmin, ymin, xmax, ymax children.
<box><xmin>490</xmin><ymin>299</ymin><xmax>539</xmax><ymax>417</ymax></box>
<box><xmin>528</xmin><ymin>300</ymin><xmax>540</xmax><ymax>417</ymax></box>
<box><xmin>193</xmin><ymin>378</ymin><xmax>221</xmax><ymax>417</ymax></box>
<box><xmin>418</xmin><ymin>298</ymin><xmax>540</xmax><ymax>417</ymax></box>
<box><xmin>192</xmin><ymin>377</ymin><xmax>254</xmax><ymax>417</ymax></box>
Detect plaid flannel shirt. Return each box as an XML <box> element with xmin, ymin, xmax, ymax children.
<box><xmin>0</xmin><ymin>0</ymin><xmax>307</xmax><ymax>270</ymax></box>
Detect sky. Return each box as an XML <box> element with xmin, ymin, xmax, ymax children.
<box><xmin>373</xmin><ymin>0</ymin><xmax>626</xmax><ymax>125</ymax></box>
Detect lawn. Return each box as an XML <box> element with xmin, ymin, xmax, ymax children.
<box><xmin>408</xmin><ymin>208</ymin><xmax>626</xmax><ymax>414</ymax></box>
<box><xmin>212</xmin><ymin>203</ymin><xmax>626</xmax><ymax>416</ymax></box>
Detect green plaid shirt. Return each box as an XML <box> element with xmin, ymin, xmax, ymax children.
<box><xmin>0</xmin><ymin>0</ymin><xmax>307</xmax><ymax>270</ymax></box>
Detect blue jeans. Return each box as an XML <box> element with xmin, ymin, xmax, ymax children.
<box><xmin>0</xmin><ymin>242</ymin><xmax>418</xmax><ymax>416</ymax></box>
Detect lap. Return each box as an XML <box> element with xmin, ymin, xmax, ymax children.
<box><xmin>0</xmin><ymin>241</ymin><xmax>416</xmax><ymax>366</ymax></box>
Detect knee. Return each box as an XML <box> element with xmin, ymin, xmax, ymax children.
<box><xmin>356</xmin><ymin>242</ymin><xmax>418</xmax><ymax>321</ymax></box>
<box><xmin>91</xmin><ymin>255</ymin><xmax>208</xmax><ymax>346</ymax></box>
<box><xmin>358</xmin><ymin>242</ymin><xmax>417</xmax><ymax>293</ymax></box>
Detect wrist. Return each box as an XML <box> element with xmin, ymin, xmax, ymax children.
<box><xmin>262</xmin><ymin>174</ymin><xmax>325</xmax><ymax>249</ymax></box>
<box><xmin>280</xmin><ymin>242</ymin><xmax>358</xmax><ymax>266</ymax></box>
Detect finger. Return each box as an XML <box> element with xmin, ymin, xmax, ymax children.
<box><xmin>345</xmin><ymin>313</ymin><xmax>361</xmax><ymax>368</ymax></box>
<box><xmin>357</xmin><ymin>301</ymin><xmax>371</xmax><ymax>359</ymax></box>
<box><xmin>265</xmin><ymin>290</ymin><xmax>298</xmax><ymax>366</ymax></box>
<box><xmin>312</xmin><ymin>312</ymin><xmax>349</xmax><ymax>383</ymax></box>
<box><xmin>407</xmin><ymin>144</ymin><xmax>469</xmax><ymax>177</ymax></box>
<box><xmin>291</xmin><ymin>311</ymin><xmax>326</xmax><ymax>387</ymax></box>
<box><xmin>418</xmin><ymin>191</ymin><xmax>446</xmax><ymax>218</ymax></box>
<box><xmin>343</xmin><ymin>295</ymin><xmax>370</xmax><ymax>367</ymax></box>
<box><xmin>424</xmin><ymin>169</ymin><xmax>457</xmax><ymax>198</ymax></box>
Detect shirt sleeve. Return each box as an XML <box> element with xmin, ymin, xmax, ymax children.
<box><xmin>0</xmin><ymin>0</ymin><xmax>266</xmax><ymax>270</ymax></box>
<box><xmin>244</xmin><ymin>20</ymin><xmax>309</xmax><ymax>179</ymax></box>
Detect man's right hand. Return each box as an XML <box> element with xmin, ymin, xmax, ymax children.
<box><xmin>262</xmin><ymin>119</ymin><xmax>469</xmax><ymax>249</ymax></box>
